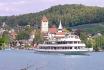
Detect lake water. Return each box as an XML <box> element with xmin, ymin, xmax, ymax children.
<box><xmin>0</xmin><ymin>50</ymin><xmax>104</xmax><ymax>70</ymax></box>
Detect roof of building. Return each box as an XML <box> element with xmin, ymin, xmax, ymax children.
<box><xmin>10</xmin><ymin>32</ymin><xmax>17</xmax><ymax>39</ymax></box>
<box><xmin>41</xmin><ymin>16</ymin><xmax>48</xmax><ymax>22</ymax></box>
<box><xmin>49</xmin><ymin>27</ymin><xmax>57</xmax><ymax>33</ymax></box>
<box><xmin>10</xmin><ymin>32</ymin><xmax>17</xmax><ymax>36</ymax></box>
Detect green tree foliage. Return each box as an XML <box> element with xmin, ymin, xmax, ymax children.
<box><xmin>79</xmin><ymin>32</ymin><xmax>88</xmax><ymax>46</ymax></box>
<box><xmin>2</xmin><ymin>33</ymin><xmax>10</xmax><ymax>44</ymax></box>
<box><xmin>24</xmin><ymin>26</ymin><xmax>33</xmax><ymax>34</ymax></box>
<box><xmin>93</xmin><ymin>36</ymin><xmax>104</xmax><ymax>51</ymax></box>
<box><xmin>87</xmin><ymin>37</ymin><xmax>96</xmax><ymax>48</ymax></box>
<box><xmin>33</xmin><ymin>29</ymin><xmax>44</xmax><ymax>44</ymax></box>
<box><xmin>0</xmin><ymin>32</ymin><xmax>10</xmax><ymax>49</ymax></box>
<box><xmin>16</xmin><ymin>32</ymin><xmax>30</xmax><ymax>40</ymax></box>
<box><xmin>84</xmin><ymin>35</ymin><xmax>104</xmax><ymax>51</ymax></box>
<box><xmin>0</xmin><ymin>37</ymin><xmax>4</xmax><ymax>50</ymax></box>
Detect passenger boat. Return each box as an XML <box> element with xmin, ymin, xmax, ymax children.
<box><xmin>34</xmin><ymin>33</ymin><xmax>93</xmax><ymax>55</ymax></box>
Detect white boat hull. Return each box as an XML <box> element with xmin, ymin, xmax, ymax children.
<box><xmin>34</xmin><ymin>48</ymin><xmax>93</xmax><ymax>55</ymax></box>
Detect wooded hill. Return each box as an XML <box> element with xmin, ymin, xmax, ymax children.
<box><xmin>0</xmin><ymin>4</ymin><xmax>104</xmax><ymax>28</ymax></box>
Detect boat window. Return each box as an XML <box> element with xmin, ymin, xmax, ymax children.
<box><xmin>57</xmin><ymin>41</ymin><xmax>67</xmax><ymax>44</ymax></box>
<box><xmin>68</xmin><ymin>36</ymin><xmax>70</xmax><ymax>38</ymax></box>
<box><xmin>63</xmin><ymin>41</ymin><xmax>67</xmax><ymax>44</ymax></box>
<box><xmin>62</xmin><ymin>47</ymin><xmax>64</xmax><ymax>49</ymax></box>
<box><xmin>71</xmin><ymin>36</ymin><xmax>73</xmax><ymax>38</ymax></box>
<box><xmin>65</xmin><ymin>47</ymin><xmax>68</xmax><ymax>49</ymax></box>
<box><xmin>61</xmin><ymin>47</ymin><xmax>63</xmax><ymax>49</ymax></box>
<box><xmin>74</xmin><ymin>47</ymin><xmax>77</xmax><ymax>49</ymax></box>
<box><xmin>69</xmin><ymin>41</ymin><xmax>73</xmax><ymax>44</ymax></box>
<box><xmin>78</xmin><ymin>47</ymin><xmax>80</xmax><ymax>49</ymax></box>
<box><xmin>57</xmin><ymin>42</ymin><xmax>59</xmax><ymax>44</ymax></box>
<box><xmin>69</xmin><ymin>47</ymin><xmax>72</xmax><ymax>49</ymax></box>
<box><xmin>67</xmin><ymin>47</ymin><xmax>69</xmax><ymax>49</ymax></box>
<box><xmin>46</xmin><ymin>42</ymin><xmax>50</xmax><ymax>44</ymax></box>
<box><xmin>57</xmin><ymin>41</ymin><xmax>61</xmax><ymax>44</ymax></box>
<box><xmin>51</xmin><ymin>47</ymin><xmax>54</xmax><ymax>49</ymax></box>
<box><xmin>81</xmin><ymin>46</ymin><xmax>84</xmax><ymax>48</ymax></box>
<box><xmin>75</xmin><ymin>36</ymin><xmax>79</xmax><ymax>39</ymax></box>
<box><xmin>47</xmin><ymin>47</ymin><xmax>50</xmax><ymax>49</ymax></box>
<box><xmin>57</xmin><ymin>47</ymin><xmax>59</xmax><ymax>49</ymax></box>
<box><xmin>54</xmin><ymin>47</ymin><xmax>56</xmax><ymax>49</ymax></box>
<box><xmin>39</xmin><ymin>47</ymin><xmax>42</xmax><ymax>49</ymax></box>
<box><xmin>74</xmin><ymin>41</ymin><xmax>77</xmax><ymax>44</ymax></box>
<box><xmin>78</xmin><ymin>41</ymin><xmax>80</xmax><ymax>44</ymax></box>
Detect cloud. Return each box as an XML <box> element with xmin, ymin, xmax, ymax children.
<box><xmin>0</xmin><ymin>0</ymin><xmax>104</xmax><ymax>16</ymax></box>
<box><xmin>0</xmin><ymin>0</ymin><xmax>58</xmax><ymax>16</ymax></box>
<box><xmin>0</xmin><ymin>0</ymin><xmax>34</xmax><ymax>16</ymax></box>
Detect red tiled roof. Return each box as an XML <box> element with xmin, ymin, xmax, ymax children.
<box><xmin>10</xmin><ymin>32</ymin><xmax>17</xmax><ymax>39</ymax></box>
<box><xmin>49</xmin><ymin>28</ymin><xmax>57</xmax><ymax>33</ymax></box>
<box><xmin>11</xmin><ymin>32</ymin><xmax>17</xmax><ymax>36</ymax></box>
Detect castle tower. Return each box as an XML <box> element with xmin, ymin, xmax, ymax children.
<box><xmin>41</xmin><ymin>16</ymin><xmax>48</xmax><ymax>33</ymax></box>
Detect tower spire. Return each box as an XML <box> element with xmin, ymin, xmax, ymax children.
<box><xmin>58</xmin><ymin>20</ymin><xmax>63</xmax><ymax>30</ymax></box>
<box><xmin>58</xmin><ymin>20</ymin><xmax>63</xmax><ymax>32</ymax></box>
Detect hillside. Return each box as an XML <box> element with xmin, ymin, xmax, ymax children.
<box><xmin>0</xmin><ymin>4</ymin><xmax>104</xmax><ymax>29</ymax></box>
<box><xmin>71</xmin><ymin>22</ymin><xmax>104</xmax><ymax>33</ymax></box>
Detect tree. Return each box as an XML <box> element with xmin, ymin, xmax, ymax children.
<box><xmin>24</xmin><ymin>26</ymin><xmax>33</xmax><ymax>34</ymax></box>
<box><xmin>87</xmin><ymin>37</ymin><xmax>96</xmax><ymax>48</ymax></box>
<box><xmin>0</xmin><ymin>37</ymin><xmax>3</xmax><ymax>50</ymax></box>
<box><xmin>33</xmin><ymin>29</ymin><xmax>44</xmax><ymax>44</ymax></box>
<box><xmin>16</xmin><ymin>32</ymin><xmax>30</xmax><ymax>40</ymax></box>
<box><xmin>79</xmin><ymin>32</ymin><xmax>88</xmax><ymax>43</ymax></box>
<box><xmin>64</xmin><ymin>28</ymin><xmax>72</xmax><ymax>32</ymax></box>
<box><xmin>0</xmin><ymin>33</ymin><xmax>10</xmax><ymax>49</ymax></box>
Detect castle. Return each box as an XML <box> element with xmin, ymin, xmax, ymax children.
<box><xmin>41</xmin><ymin>16</ymin><xmax>66</xmax><ymax>39</ymax></box>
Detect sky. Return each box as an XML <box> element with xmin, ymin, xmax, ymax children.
<box><xmin>0</xmin><ymin>0</ymin><xmax>104</xmax><ymax>16</ymax></box>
